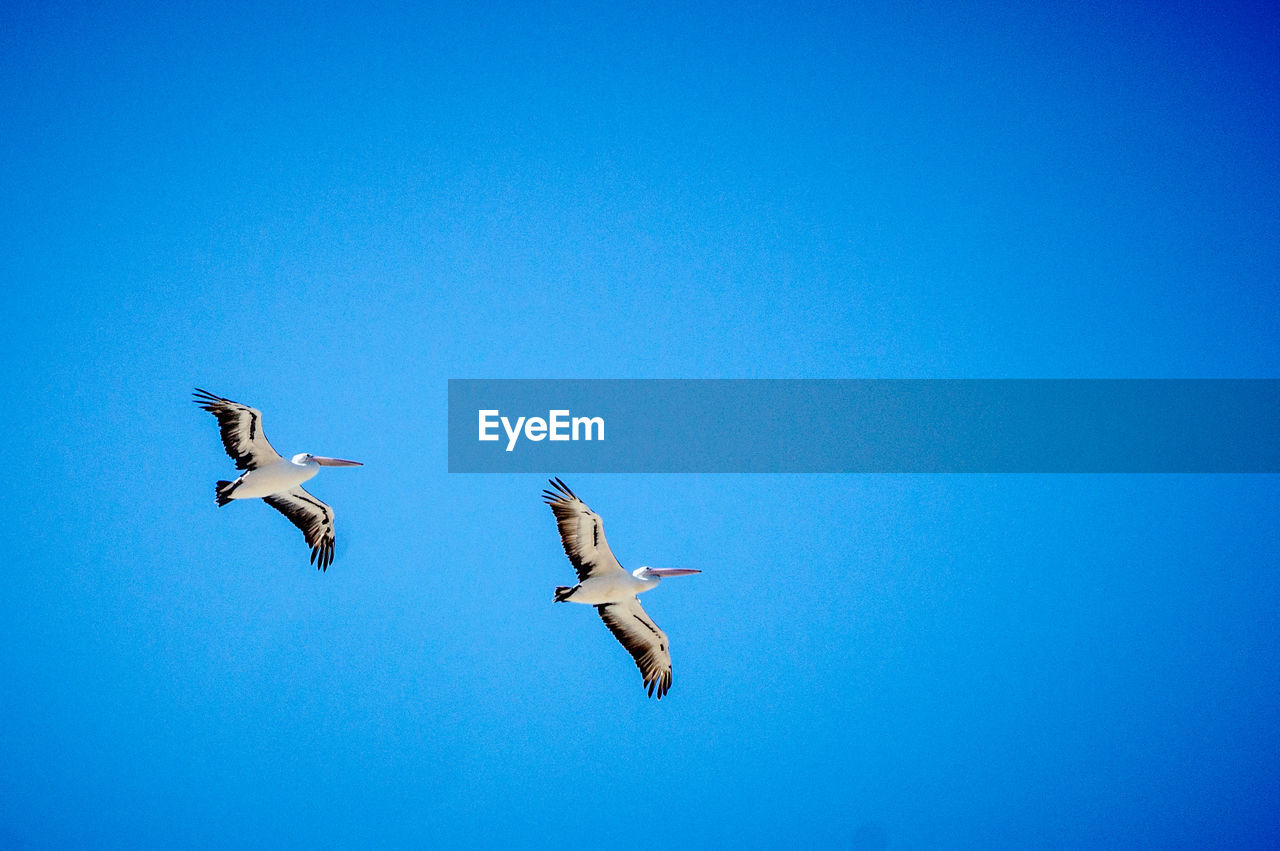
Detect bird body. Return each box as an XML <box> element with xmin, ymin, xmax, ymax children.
<box><xmin>555</xmin><ymin>567</ymin><xmax>670</xmax><ymax>605</ymax></box>
<box><xmin>220</xmin><ymin>454</ymin><xmax>321</xmax><ymax>500</ymax></box>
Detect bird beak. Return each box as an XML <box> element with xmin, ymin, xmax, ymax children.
<box><xmin>646</xmin><ymin>568</ymin><xmax>702</xmax><ymax>577</ymax></box>
<box><xmin>313</xmin><ymin>457</ymin><xmax>363</xmax><ymax>466</ymax></box>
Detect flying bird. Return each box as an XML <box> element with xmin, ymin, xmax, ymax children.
<box><xmin>544</xmin><ymin>478</ymin><xmax>700</xmax><ymax>698</ymax></box>
<box><xmin>193</xmin><ymin>388</ymin><xmax>362</xmax><ymax>570</ymax></box>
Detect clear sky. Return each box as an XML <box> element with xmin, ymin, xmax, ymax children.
<box><xmin>2</xmin><ymin>1</ymin><xmax>1278</xmax><ymax>848</ymax></box>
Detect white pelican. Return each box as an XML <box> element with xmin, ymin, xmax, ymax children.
<box><xmin>193</xmin><ymin>388</ymin><xmax>362</xmax><ymax>570</ymax></box>
<box><xmin>544</xmin><ymin>478</ymin><xmax>700</xmax><ymax>698</ymax></box>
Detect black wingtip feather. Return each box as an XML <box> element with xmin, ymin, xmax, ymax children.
<box><xmin>542</xmin><ymin>473</ymin><xmax>578</xmax><ymax>501</ymax></box>
<box><xmin>192</xmin><ymin>388</ymin><xmax>227</xmax><ymax>407</ymax></box>
<box><xmin>543</xmin><ymin>477</ymin><xmax>581</xmax><ymax>505</ymax></box>
<box><xmin>310</xmin><ymin>543</ymin><xmax>333</xmax><ymax>571</ymax></box>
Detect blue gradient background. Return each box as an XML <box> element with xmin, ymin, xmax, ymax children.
<box><xmin>2</xmin><ymin>1</ymin><xmax>1278</xmax><ymax>848</ymax></box>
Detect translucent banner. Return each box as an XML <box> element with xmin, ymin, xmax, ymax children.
<box><xmin>447</xmin><ymin>380</ymin><xmax>1280</xmax><ymax>473</ymax></box>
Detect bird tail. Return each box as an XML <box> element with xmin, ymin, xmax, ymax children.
<box><xmin>215</xmin><ymin>480</ymin><xmax>236</xmax><ymax>507</ymax></box>
<box><xmin>554</xmin><ymin>585</ymin><xmax>577</xmax><ymax>603</ymax></box>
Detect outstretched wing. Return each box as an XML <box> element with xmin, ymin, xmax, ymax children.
<box><xmin>263</xmin><ymin>487</ymin><xmax>336</xmax><ymax>570</ymax></box>
<box><xmin>193</xmin><ymin>388</ymin><xmax>282</xmax><ymax>470</ymax></box>
<box><xmin>543</xmin><ymin>478</ymin><xmax>626</xmax><ymax>582</ymax></box>
<box><xmin>597</xmin><ymin>597</ymin><xmax>674</xmax><ymax>699</ymax></box>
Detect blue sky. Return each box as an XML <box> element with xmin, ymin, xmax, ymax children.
<box><xmin>2</xmin><ymin>1</ymin><xmax>1278</xmax><ymax>848</ymax></box>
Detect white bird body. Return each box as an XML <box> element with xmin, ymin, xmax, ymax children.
<box><xmin>543</xmin><ymin>478</ymin><xmax>700</xmax><ymax>698</ymax></box>
<box><xmin>560</xmin><ymin>568</ymin><xmax>660</xmax><ymax>606</ymax></box>
<box><xmin>225</xmin><ymin>455</ymin><xmax>320</xmax><ymax>500</ymax></box>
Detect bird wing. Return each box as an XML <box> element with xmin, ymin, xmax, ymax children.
<box><xmin>543</xmin><ymin>477</ymin><xmax>627</xmax><ymax>583</ymax></box>
<box><xmin>596</xmin><ymin>597</ymin><xmax>674</xmax><ymax>699</ymax></box>
<box><xmin>193</xmin><ymin>388</ymin><xmax>283</xmax><ymax>470</ymax></box>
<box><xmin>263</xmin><ymin>487</ymin><xmax>336</xmax><ymax>570</ymax></box>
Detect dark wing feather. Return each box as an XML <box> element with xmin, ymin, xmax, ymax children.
<box><xmin>597</xmin><ymin>597</ymin><xmax>674</xmax><ymax>699</ymax></box>
<box><xmin>543</xmin><ymin>478</ymin><xmax>625</xmax><ymax>582</ymax></box>
<box><xmin>263</xmin><ymin>487</ymin><xmax>336</xmax><ymax>571</ymax></box>
<box><xmin>193</xmin><ymin>388</ymin><xmax>282</xmax><ymax>470</ymax></box>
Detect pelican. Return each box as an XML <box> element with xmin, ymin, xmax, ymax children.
<box><xmin>544</xmin><ymin>478</ymin><xmax>700</xmax><ymax>698</ymax></box>
<box><xmin>193</xmin><ymin>388</ymin><xmax>362</xmax><ymax>570</ymax></box>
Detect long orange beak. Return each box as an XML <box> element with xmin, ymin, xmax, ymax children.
<box><xmin>646</xmin><ymin>568</ymin><xmax>701</xmax><ymax>577</ymax></box>
<box><xmin>313</xmin><ymin>457</ymin><xmax>363</xmax><ymax>467</ymax></box>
